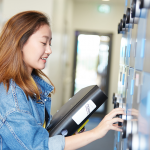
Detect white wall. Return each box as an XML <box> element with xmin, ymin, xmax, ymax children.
<box><xmin>47</xmin><ymin>0</ymin><xmax>69</xmax><ymax>114</ymax></box>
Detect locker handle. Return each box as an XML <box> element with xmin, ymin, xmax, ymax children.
<box><xmin>118</xmin><ymin>131</ymin><xmax>120</xmax><ymax>142</ymax></box>
<box><xmin>130</xmin><ymin>79</ymin><xmax>135</xmax><ymax>95</ymax></box>
<box><xmin>122</xmin><ymin>74</ymin><xmax>125</xmax><ymax>85</ymax></box>
<box><xmin>141</xmin><ymin>39</ymin><xmax>146</xmax><ymax>58</ymax></box>
<box><xmin>128</xmin><ymin>44</ymin><xmax>131</xmax><ymax>57</ymax></box>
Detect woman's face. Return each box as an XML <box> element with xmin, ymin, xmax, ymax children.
<box><xmin>22</xmin><ymin>24</ymin><xmax>52</xmax><ymax>75</ymax></box>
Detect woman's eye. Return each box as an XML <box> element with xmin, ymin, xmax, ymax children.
<box><xmin>42</xmin><ymin>42</ymin><xmax>46</xmax><ymax>46</ymax></box>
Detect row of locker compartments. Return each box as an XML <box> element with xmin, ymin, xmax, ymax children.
<box><xmin>120</xmin><ymin>38</ymin><xmax>150</xmax><ymax>73</ymax></box>
<box><xmin>118</xmin><ymin>67</ymin><xmax>150</xmax><ymax>116</ymax></box>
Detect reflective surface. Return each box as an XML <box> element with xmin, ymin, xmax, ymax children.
<box><xmin>114</xmin><ymin>0</ymin><xmax>150</xmax><ymax>149</ymax></box>
<box><xmin>73</xmin><ymin>32</ymin><xmax>112</xmax><ymax>113</ymax></box>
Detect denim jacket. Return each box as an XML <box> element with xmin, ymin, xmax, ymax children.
<box><xmin>0</xmin><ymin>75</ymin><xmax>65</xmax><ymax>150</ymax></box>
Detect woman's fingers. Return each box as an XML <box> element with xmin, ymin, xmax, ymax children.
<box><xmin>113</xmin><ymin>123</ymin><xmax>119</xmax><ymax>127</ymax></box>
<box><xmin>107</xmin><ymin>108</ymin><xmax>125</xmax><ymax>119</ymax></box>
<box><xmin>111</xmin><ymin>126</ymin><xmax>122</xmax><ymax>132</ymax></box>
<box><xmin>109</xmin><ymin>108</ymin><xmax>125</xmax><ymax>115</ymax></box>
<box><xmin>110</xmin><ymin>118</ymin><xmax>124</xmax><ymax>124</ymax></box>
<box><xmin>113</xmin><ymin>124</ymin><xmax>121</xmax><ymax>128</ymax></box>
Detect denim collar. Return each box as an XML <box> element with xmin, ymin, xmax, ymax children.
<box><xmin>32</xmin><ymin>74</ymin><xmax>54</xmax><ymax>97</ymax></box>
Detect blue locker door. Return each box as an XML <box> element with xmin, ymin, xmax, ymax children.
<box><xmin>123</xmin><ymin>66</ymin><xmax>129</xmax><ymax>103</ymax></box>
<box><xmin>125</xmin><ymin>31</ymin><xmax>131</xmax><ymax>66</ymax></box>
<box><xmin>120</xmin><ymin>36</ymin><xmax>127</xmax><ymax>66</ymax></box>
<box><xmin>135</xmin><ymin>9</ymin><xmax>148</xmax><ymax>71</ymax></box>
<box><xmin>126</xmin><ymin>68</ymin><xmax>134</xmax><ymax>110</ymax></box>
<box><xmin>132</xmin><ymin>70</ymin><xmax>142</xmax><ymax>120</ymax></box>
<box><xmin>129</xmin><ymin>24</ymin><xmax>138</xmax><ymax>68</ymax></box>
<box><xmin>138</xmin><ymin>72</ymin><xmax>150</xmax><ymax>150</ymax></box>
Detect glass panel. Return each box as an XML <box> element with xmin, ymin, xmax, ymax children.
<box><xmin>74</xmin><ymin>33</ymin><xmax>110</xmax><ymax>113</ymax></box>
<box><xmin>74</xmin><ymin>34</ymin><xmax>100</xmax><ymax>93</ymax></box>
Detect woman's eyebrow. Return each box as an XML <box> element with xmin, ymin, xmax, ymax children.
<box><xmin>42</xmin><ymin>36</ymin><xmax>52</xmax><ymax>40</ymax></box>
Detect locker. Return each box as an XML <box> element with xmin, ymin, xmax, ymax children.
<box><xmin>121</xmin><ymin>66</ymin><xmax>129</xmax><ymax>104</ymax></box>
<box><xmin>135</xmin><ymin>72</ymin><xmax>150</xmax><ymax>150</ymax></box>
<box><xmin>126</xmin><ymin>67</ymin><xmax>134</xmax><ymax>113</ymax></box>
<box><xmin>118</xmin><ymin>66</ymin><xmax>129</xmax><ymax>99</ymax></box>
<box><xmin>115</xmin><ymin>0</ymin><xmax>150</xmax><ymax>149</ymax></box>
<box><xmin>129</xmin><ymin>24</ymin><xmax>138</xmax><ymax>68</ymax></box>
<box><xmin>143</xmin><ymin>11</ymin><xmax>150</xmax><ymax>73</ymax></box>
<box><xmin>125</xmin><ymin>31</ymin><xmax>131</xmax><ymax>66</ymax></box>
<box><xmin>134</xmin><ymin>9</ymin><xmax>148</xmax><ymax>71</ymax></box>
<box><xmin>132</xmin><ymin>70</ymin><xmax>142</xmax><ymax>118</ymax></box>
<box><xmin>120</xmin><ymin>37</ymin><xmax>127</xmax><ymax>65</ymax></box>
<box><xmin>118</xmin><ymin>65</ymin><xmax>124</xmax><ymax>95</ymax></box>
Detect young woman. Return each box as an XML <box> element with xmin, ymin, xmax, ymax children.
<box><xmin>0</xmin><ymin>11</ymin><xmax>124</xmax><ymax>150</ymax></box>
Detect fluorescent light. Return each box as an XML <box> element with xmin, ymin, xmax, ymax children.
<box><xmin>98</xmin><ymin>4</ymin><xmax>110</xmax><ymax>13</ymax></box>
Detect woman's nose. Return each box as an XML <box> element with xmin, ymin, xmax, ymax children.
<box><xmin>45</xmin><ymin>45</ymin><xmax>52</xmax><ymax>55</ymax></box>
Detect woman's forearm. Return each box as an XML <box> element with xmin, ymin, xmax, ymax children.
<box><xmin>64</xmin><ymin>130</ymin><xmax>97</xmax><ymax>150</ymax></box>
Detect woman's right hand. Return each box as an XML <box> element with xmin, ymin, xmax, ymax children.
<box><xmin>64</xmin><ymin>108</ymin><xmax>125</xmax><ymax>150</ymax></box>
<box><xmin>91</xmin><ymin>108</ymin><xmax>125</xmax><ymax>140</ymax></box>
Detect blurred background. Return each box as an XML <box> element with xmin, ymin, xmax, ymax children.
<box><xmin>0</xmin><ymin>0</ymin><xmax>125</xmax><ymax>149</ymax></box>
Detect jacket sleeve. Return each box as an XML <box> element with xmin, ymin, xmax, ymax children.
<box><xmin>0</xmin><ymin>84</ymin><xmax>65</xmax><ymax>150</ymax></box>
<box><xmin>48</xmin><ymin>135</ymin><xmax>65</xmax><ymax>150</ymax></box>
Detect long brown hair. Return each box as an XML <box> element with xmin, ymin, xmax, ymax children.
<box><xmin>0</xmin><ymin>11</ymin><xmax>55</xmax><ymax>99</ymax></box>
